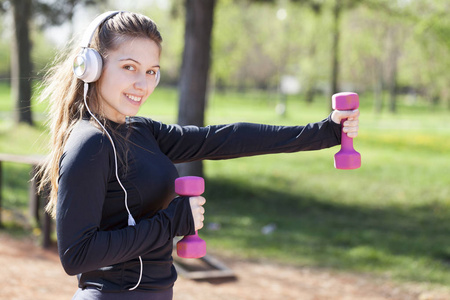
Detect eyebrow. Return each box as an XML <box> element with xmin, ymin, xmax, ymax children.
<box><xmin>119</xmin><ymin>58</ymin><xmax>160</xmax><ymax>68</ymax></box>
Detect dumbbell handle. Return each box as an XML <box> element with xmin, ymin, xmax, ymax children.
<box><xmin>340</xmin><ymin>118</ymin><xmax>354</xmax><ymax>150</ymax></box>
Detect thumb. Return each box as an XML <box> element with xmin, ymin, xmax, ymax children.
<box><xmin>331</xmin><ymin>109</ymin><xmax>359</xmax><ymax>124</ymax></box>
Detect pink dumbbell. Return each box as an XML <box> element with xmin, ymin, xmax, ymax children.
<box><xmin>332</xmin><ymin>92</ymin><xmax>361</xmax><ymax>170</ymax></box>
<box><xmin>175</xmin><ymin>176</ymin><xmax>207</xmax><ymax>258</ymax></box>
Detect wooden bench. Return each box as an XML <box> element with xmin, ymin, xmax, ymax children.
<box><xmin>0</xmin><ymin>153</ymin><xmax>52</xmax><ymax>248</ymax></box>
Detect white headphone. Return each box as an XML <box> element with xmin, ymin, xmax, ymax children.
<box><xmin>73</xmin><ymin>11</ymin><xmax>161</xmax><ymax>85</ymax></box>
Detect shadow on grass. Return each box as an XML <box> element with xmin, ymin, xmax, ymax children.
<box><xmin>203</xmin><ymin>176</ymin><xmax>450</xmax><ymax>284</ymax></box>
<box><xmin>2</xmin><ymin>165</ymin><xmax>449</xmax><ymax>284</ymax></box>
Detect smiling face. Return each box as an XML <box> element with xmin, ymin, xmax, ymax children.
<box><xmin>96</xmin><ymin>37</ymin><xmax>161</xmax><ymax>123</ymax></box>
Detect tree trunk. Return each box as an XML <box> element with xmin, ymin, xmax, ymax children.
<box><xmin>387</xmin><ymin>61</ymin><xmax>398</xmax><ymax>114</ymax></box>
<box><xmin>304</xmin><ymin>8</ymin><xmax>322</xmax><ymax>104</ymax></box>
<box><xmin>329</xmin><ymin>0</ymin><xmax>341</xmax><ymax>100</ymax></box>
<box><xmin>373</xmin><ymin>58</ymin><xmax>384</xmax><ymax>114</ymax></box>
<box><xmin>11</xmin><ymin>0</ymin><xmax>33</xmax><ymax>125</ymax></box>
<box><xmin>387</xmin><ymin>28</ymin><xmax>399</xmax><ymax>114</ymax></box>
<box><xmin>176</xmin><ymin>0</ymin><xmax>216</xmax><ymax>177</ymax></box>
<box><xmin>304</xmin><ymin>44</ymin><xmax>318</xmax><ymax>104</ymax></box>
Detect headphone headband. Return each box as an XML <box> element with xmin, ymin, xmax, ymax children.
<box><xmin>80</xmin><ymin>11</ymin><xmax>120</xmax><ymax>48</ymax></box>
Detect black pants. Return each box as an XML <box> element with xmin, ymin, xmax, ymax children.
<box><xmin>72</xmin><ymin>288</ymin><xmax>173</xmax><ymax>300</ymax></box>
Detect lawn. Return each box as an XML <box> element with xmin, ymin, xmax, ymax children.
<box><xmin>1</xmin><ymin>82</ymin><xmax>449</xmax><ymax>287</ymax></box>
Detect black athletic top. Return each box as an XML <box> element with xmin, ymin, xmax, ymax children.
<box><xmin>56</xmin><ymin>114</ymin><xmax>341</xmax><ymax>293</ymax></box>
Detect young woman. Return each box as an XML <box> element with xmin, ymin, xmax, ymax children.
<box><xmin>38</xmin><ymin>11</ymin><xmax>359</xmax><ymax>300</ymax></box>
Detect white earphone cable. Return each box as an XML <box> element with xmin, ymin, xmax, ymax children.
<box><xmin>83</xmin><ymin>82</ymin><xmax>143</xmax><ymax>290</ymax></box>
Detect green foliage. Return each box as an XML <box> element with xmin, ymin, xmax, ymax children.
<box><xmin>138</xmin><ymin>4</ymin><xmax>185</xmax><ymax>85</ymax></box>
<box><xmin>1</xmin><ymin>0</ymin><xmax>449</xmax><ymax>108</ymax></box>
<box><xmin>212</xmin><ymin>1</ymin><xmax>333</xmax><ymax>90</ymax></box>
<box><xmin>0</xmin><ymin>82</ymin><xmax>10</xmax><ymax>110</ymax></box>
<box><xmin>407</xmin><ymin>4</ymin><xmax>450</xmax><ymax>104</ymax></box>
<box><xmin>0</xmin><ymin>19</ymin><xmax>10</xmax><ymax>79</ymax></box>
<box><xmin>210</xmin><ymin>0</ymin><xmax>450</xmax><ymax>110</ymax></box>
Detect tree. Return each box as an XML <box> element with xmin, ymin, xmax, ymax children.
<box><xmin>176</xmin><ymin>0</ymin><xmax>216</xmax><ymax>177</ymax></box>
<box><xmin>328</xmin><ymin>0</ymin><xmax>342</xmax><ymax>99</ymax></box>
<box><xmin>10</xmin><ymin>0</ymin><xmax>33</xmax><ymax>124</ymax></box>
<box><xmin>1</xmin><ymin>0</ymin><xmax>104</xmax><ymax>125</ymax></box>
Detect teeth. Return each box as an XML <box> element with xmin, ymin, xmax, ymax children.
<box><xmin>126</xmin><ymin>94</ymin><xmax>142</xmax><ymax>102</ymax></box>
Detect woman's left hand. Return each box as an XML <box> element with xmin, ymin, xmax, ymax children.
<box><xmin>331</xmin><ymin>109</ymin><xmax>360</xmax><ymax>139</ymax></box>
<box><xmin>189</xmin><ymin>196</ymin><xmax>206</xmax><ymax>231</ymax></box>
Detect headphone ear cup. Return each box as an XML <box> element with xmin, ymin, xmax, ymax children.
<box><xmin>155</xmin><ymin>69</ymin><xmax>160</xmax><ymax>86</ymax></box>
<box><xmin>73</xmin><ymin>48</ymin><xmax>103</xmax><ymax>83</ymax></box>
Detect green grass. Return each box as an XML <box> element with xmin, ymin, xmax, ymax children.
<box><xmin>1</xmin><ymin>83</ymin><xmax>450</xmax><ymax>287</ymax></box>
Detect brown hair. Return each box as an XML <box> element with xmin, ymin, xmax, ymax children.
<box><xmin>38</xmin><ymin>12</ymin><xmax>162</xmax><ymax>218</ymax></box>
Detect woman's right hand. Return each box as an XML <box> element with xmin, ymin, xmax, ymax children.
<box><xmin>189</xmin><ymin>196</ymin><xmax>206</xmax><ymax>231</ymax></box>
<box><xmin>331</xmin><ymin>109</ymin><xmax>360</xmax><ymax>138</ymax></box>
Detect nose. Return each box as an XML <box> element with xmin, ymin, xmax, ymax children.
<box><xmin>133</xmin><ymin>73</ymin><xmax>148</xmax><ymax>93</ymax></box>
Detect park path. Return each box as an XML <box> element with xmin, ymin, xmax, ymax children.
<box><xmin>0</xmin><ymin>233</ymin><xmax>449</xmax><ymax>300</ymax></box>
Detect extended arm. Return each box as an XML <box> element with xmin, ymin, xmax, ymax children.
<box><xmin>148</xmin><ymin>114</ymin><xmax>342</xmax><ymax>163</ymax></box>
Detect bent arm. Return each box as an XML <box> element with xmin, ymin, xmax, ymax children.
<box><xmin>56</xmin><ymin>133</ymin><xmax>194</xmax><ymax>276</ymax></box>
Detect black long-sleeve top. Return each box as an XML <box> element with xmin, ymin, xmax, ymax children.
<box><xmin>56</xmin><ymin>114</ymin><xmax>341</xmax><ymax>292</ymax></box>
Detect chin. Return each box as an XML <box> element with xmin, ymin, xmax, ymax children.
<box><xmin>131</xmin><ymin>110</ymin><xmax>141</xmax><ymax>116</ymax></box>
<box><xmin>124</xmin><ymin>108</ymin><xmax>140</xmax><ymax>118</ymax></box>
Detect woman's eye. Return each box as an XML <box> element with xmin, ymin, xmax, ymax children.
<box><xmin>147</xmin><ymin>70</ymin><xmax>156</xmax><ymax>75</ymax></box>
<box><xmin>124</xmin><ymin>65</ymin><xmax>135</xmax><ymax>71</ymax></box>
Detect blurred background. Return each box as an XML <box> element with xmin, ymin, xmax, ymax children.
<box><xmin>0</xmin><ymin>0</ymin><xmax>449</xmax><ymax>297</ymax></box>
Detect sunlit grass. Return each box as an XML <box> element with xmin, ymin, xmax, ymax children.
<box><xmin>1</xmin><ymin>84</ymin><xmax>450</xmax><ymax>286</ymax></box>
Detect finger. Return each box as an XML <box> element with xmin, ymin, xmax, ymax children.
<box><xmin>341</xmin><ymin>109</ymin><xmax>359</xmax><ymax>118</ymax></box>
<box><xmin>347</xmin><ymin>131</ymin><xmax>359</xmax><ymax>138</ymax></box>
<box><xmin>343</xmin><ymin>119</ymin><xmax>359</xmax><ymax>127</ymax></box>
<box><xmin>332</xmin><ymin>109</ymin><xmax>359</xmax><ymax>124</ymax></box>
<box><xmin>190</xmin><ymin>196</ymin><xmax>206</xmax><ymax>206</ymax></box>
<box><xmin>199</xmin><ymin>206</ymin><xmax>205</xmax><ymax>215</ymax></box>
<box><xmin>344</xmin><ymin>125</ymin><xmax>359</xmax><ymax>133</ymax></box>
<box><xmin>195</xmin><ymin>196</ymin><xmax>206</xmax><ymax>206</ymax></box>
<box><xmin>197</xmin><ymin>222</ymin><xmax>204</xmax><ymax>230</ymax></box>
<box><xmin>347</xmin><ymin>109</ymin><xmax>360</xmax><ymax>120</ymax></box>
<box><xmin>196</xmin><ymin>217</ymin><xmax>204</xmax><ymax>228</ymax></box>
<box><xmin>193</xmin><ymin>206</ymin><xmax>205</xmax><ymax>217</ymax></box>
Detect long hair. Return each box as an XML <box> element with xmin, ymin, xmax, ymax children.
<box><xmin>38</xmin><ymin>12</ymin><xmax>162</xmax><ymax>218</ymax></box>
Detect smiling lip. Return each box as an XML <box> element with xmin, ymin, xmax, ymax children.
<box><xmin>125</xmin><ymin>93</ymin><xmax>143</xmax><ymax>103</ymax></box>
